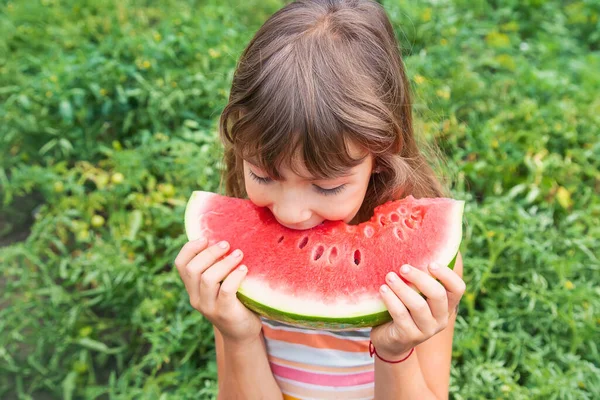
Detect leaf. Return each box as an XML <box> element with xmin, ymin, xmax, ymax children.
<box><xmin>128</xmin><ymin>210</ymin><xmax>143</xmax><ymax>240</ymax></box>
<box><xmin>62</xmin><ymin>371</ymin><xmax>77</xmax><ymax>400</ymax></box>
<box><xmin>75</xmin><ymin>338</ymin><xmax>122</xmax><ymax>354</ymax></box>
<box><xmin>59</xmin><ymin>100</ymin><xmax>73</xmax><ymax>122</ymax></box>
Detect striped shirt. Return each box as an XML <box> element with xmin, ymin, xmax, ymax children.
<box><xmin>261</xmin><ymin>317</ymin><xmax>375</xmax><ymax>400</ymax></box>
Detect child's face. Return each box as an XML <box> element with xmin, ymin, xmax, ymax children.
<box><xmin>243</xmin><ymin>143</ymin><xmax>374</xmax><ymax>230</ymax></box>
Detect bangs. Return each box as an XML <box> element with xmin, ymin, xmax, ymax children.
<box><xmin>235</xmin><ymin>117</ymin><xmax>367</xmax><ymax>181</ymax></box>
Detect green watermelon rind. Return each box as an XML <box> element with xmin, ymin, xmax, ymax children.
<box><xmin>236</xmin><ymin>250</ymin><xmax>459</xmax><ymax>330</ymax></box>
<box><xmin>237</xmin><ymin>292</ymin><xmax>392</xmax><ymax>330</ymax></box>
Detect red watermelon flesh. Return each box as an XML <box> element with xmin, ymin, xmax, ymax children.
<box><xmin>185</xmin><ymin>191</ymin><xmax>464</xmax><ymax>330</ymax></box>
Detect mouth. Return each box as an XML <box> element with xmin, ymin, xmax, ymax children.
<box><xmin>278</xmin><ymin>221</ymin><xmax>317</xmax><ymax>230</ymax></box>
<box><xmin>275</xmin><ymin>218</ymin><xmax>324</xmax><ymax>231</ymax></box>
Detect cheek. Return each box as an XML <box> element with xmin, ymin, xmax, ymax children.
<box><xmin>244</xmin><ymin>179</ymin><xmax>272</xmax><ymax>207</ymax></box>
<box><xmin>318</xmin><ymin>190</ymin><xmax>365</xmax><ymax>221</ymax></box>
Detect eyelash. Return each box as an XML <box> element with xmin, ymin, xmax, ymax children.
<box><xmin>248</xmin><ymin>170</ymin><xmax>346</xmax><ymax>196</ymax></box>
<box><xmin>248</xmin><ymin>170</ymin><xmax>272</xmax><ymax>184</ymax></box>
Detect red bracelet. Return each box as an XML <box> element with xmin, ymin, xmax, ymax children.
<box><xmin>369</xmin><ymin>341</ymin><xmax>414</xmax><ymax>364</ymax></box>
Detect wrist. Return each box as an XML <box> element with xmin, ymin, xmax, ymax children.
<box><xmin>222</xmin><ymin>333</ymin><xmax>263</xmax><ymax>354</ymax></box>
<box><xmin>369</xmin><ymin>340</ymin><xmax>414</xmax><ymax>363</ymax></box>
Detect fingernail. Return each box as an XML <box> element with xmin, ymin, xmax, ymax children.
<box><xmin>400</xmin><ymin>264</ymin><xmax>411</xmax><ymax>274</ymax></box>
<box><xmin>231</xmin><ymin>249</ymin><xmax>242</xmax><ymax>257</ymax></box>
<box><xmin>429</xmin><ymin>263</ymin><xmax>440</xmax><ymax>270</ymax></box>
<box><xmin>197</xmin><ymin>237</ymin><xmax>206</xmax><ymax>243</ymax></box>
<box><xmin>239</xmin><ymin>265</ymin><xmax>247</xmax><ymax>272</ymax></box>
<box><xmin>387</xmin><ymin>272</ymin><xmax>398</xmax><ymax>282</ymax></box>
<box><xmin>380</xmin><ymin>284</ymin><xmax>389</xmax><ymax>293</ymax></box>
<box><xmin>218</xmin><ymin>241</ymin><xmax>228</xmax><ymax>249</ymax></box>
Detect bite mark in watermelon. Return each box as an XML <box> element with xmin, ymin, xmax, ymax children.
<box><xmin>185</xmin><ymin>191</ymin><xmax>464</xmax><ymax>330</ymax></box>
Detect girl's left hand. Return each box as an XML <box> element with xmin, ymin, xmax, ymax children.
<box><xmin>370</xmin><ymin>262</ymin><xmax>466</xmax><ymax>360</ymax></box>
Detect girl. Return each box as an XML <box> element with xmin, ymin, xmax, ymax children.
<box><xmin>175</xmin><ymin>0</ymin><xmax>465</xmax><ymax>398</ymax></box>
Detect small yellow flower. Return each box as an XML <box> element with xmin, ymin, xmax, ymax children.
<box><xmin>77</xmin><ymin>229</ymin><xmax>90</xmax><ymax>241</ymax></box>
<box><xmin>53</xmin><ymin>181</ymin><xmax>65</xmax><ymax>193</ymax></box>
<box><xmin>486</xmin><ymin>231</ymin><xmax>496</xmax><ymax>238</ymax></box>
<box><xmin>440</xmin><ymin>38</ymin><xmax>448</xmax><ymax>46</ymax></box>
<box><xmin>208</xmin><ymin>48</ymin><xmax>221</xmax><ymax>58</ymax></box>
<box><xmin>486</xmin><ymin>31</ymin><xmax>510</xmax><ymax>48</ymax></box>
<box><xmin>111</xmin><ymin>172</ymin><xmax>125</xmax><ymax>184</ymax></box>
<box><xmin>491</xmin><ymin>139</ymin><xmax>499</xmax><ymax>149</ymax></box>
<box><xmin>421</xmin><ymin>8</ymin><xmax>432</xmax><ymax>22</ymax></box>
<box><xmin>91</xmin><ymin>215</ymin><xmax>105</xmax><ymax>228</ymax></box>
<box><xmin>46</xmin><ymin>91</ymin><xmax>53</xmax><ymax>98</ymax></box>
<box><xmin>50</xmin><ymin>75</ymin><xmax>58</xmax><ymax>83</ymax></box>
<box><xmin>556</xmin><ymin>186</ymin><xmax>573</xmax><ymax>209</ymax></box>
<box><xmin>159</xmin><ymin>183</ymin><xmax>175</xmax><ymax>197</ymax></box>
<box><xmin>154</xmin><ymin>132</ymin><xmax>168</xmax><ymax>141</ymax></box>
<box><xmin>171</xmin><ymin>81</ymin><xmax>177</xmax><ymax>88</ymax></box>
<box><xmin>494</xmin><ymin>54</ymin><xmax>516</xmax><ymax>71</ymax></box>
<box><xmin>99</xmin><ymin>88</ymin><xmax>107</xmax><ymax>96</ymax></box>
<box><xmin>153</xmin><ymin>32</ymin><xmax>162</xmax><ymax>42</ymax></box>
<box><xmin>79</xmin><ymin>326</ymin><xmax>93</xmax><ymax>337</ymax></box>
<box><xmin>142</xmin><ymin>60</ymin><xmax>151</xmax><ymax>69</ymax></box>
<box><xmin>436</xmin><ymin>88</ymin><xmax>451</xmax><ymax>100</ymax></box>
<box><xmin>414</xmin><ymin>74</ymin><xmax>426</xmax><ymax>85</ymax></box>
<box><xmin>564</xmin><ymin>280</ymin><xmax>574</xmax><ymax>290</ymax></box>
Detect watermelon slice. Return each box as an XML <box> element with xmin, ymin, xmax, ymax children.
<box><xmin>184</xmin><ymin>191</ymin><xmax>464</xmax><ymax>330</ymax></box>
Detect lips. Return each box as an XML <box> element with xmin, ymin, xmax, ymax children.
<box><xmin>277</xmin><ymin>221</ymin><xmax>319</xmax><ymax>230</ymax></box>
<box><xmin>274</xmin><ymin>217</ymin><xmax>325</xmax><ymax>231</ymax></box>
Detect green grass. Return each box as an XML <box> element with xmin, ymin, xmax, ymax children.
<box><xmin>1</xmin><ymin>0</ymin><xmax>599</xmax><ymax>398</ymax></box>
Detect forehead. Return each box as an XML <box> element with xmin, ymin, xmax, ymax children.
<box><xmin>248</xmin><ymin>141</ymin><xmax>369</xmax><ymax>180</ymax></box>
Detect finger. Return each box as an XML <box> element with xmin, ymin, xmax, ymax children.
<box><xmin>187</xmin><ymin>240</ymin><xmax>231</xmax><ymax>277</ymax></box>
<box><xmin>218</xmin><ymin>264</ymin><xmax>248</xmax><ymax>304</ymax></box>
<box><xmin>386</xmin><ymin>271</ymin><xmax>437</xmax><ymax>335</ymax></box>
<box><xmin>379</xmin><ymin>284</ymin><xmax>420</xmax><ymax>337</ymax></box>
<box><xmin>185</xmin><ymin>241</ymin><xmax>231</xmax><ymax>310</ymax></box>
<box><xmin>199</xmin><ymin>249</ymin><xmax>245</xmax><ymax>311</ymax></box>
<box><xmin>427</xmin><ymin>262</ymin><xmax>466</xmax><ymax>314</ymax></box>
<box><xmin>398</xmin><ymin>264</ymin><xmax>449</xmax><ymax>324</ymax></box>
<box><xmin>174</xmin><ymin>237</ymin><xmax>209</xmax><ymax>277</ymax></box>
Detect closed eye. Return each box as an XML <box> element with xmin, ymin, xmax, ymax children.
<box><xmin>248</xmin><ymin>169</ymin><xmax>272</xmax><ymax>184</ymax></box>
<box><xmin>313</xmin><ymin>184</ymin><xmax>346</xmax><ymax>196</ymax></box>
<box><xmin>249</xmin><ymin>168</ymin><xmax>346</xmax><ymax>195</ymax></box>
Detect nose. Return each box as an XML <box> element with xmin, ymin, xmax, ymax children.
<box><xmin>272</xmin><ymin>198</ymin><xmax>312</xmax><ymax>228</ymax></box>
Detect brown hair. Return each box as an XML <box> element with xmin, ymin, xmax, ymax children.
<box><xmin>218</xmin><ymin>0</ymin><xmax>448</xmax><ymax>223</ymax></box>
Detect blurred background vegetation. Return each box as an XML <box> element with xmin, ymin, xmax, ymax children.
<box><xmin>1</xmin><ymin>0</ymin><xmax>599</xmax><ymax>398</ymax></box>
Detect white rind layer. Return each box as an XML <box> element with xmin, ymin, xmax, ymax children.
<box><xmin>184</xmin><ymin>191</ymin><xmax>210</xmax><ymax>241</ymax></box>
<box><xmin>433</xmin><ymin>200</ymin><xmax>464</xmax><ymax>264</ymax></box>
<box><xmin>238</xmin><ymin>277</ymin><xmax>387</xmax><ymax>318</ymax></box>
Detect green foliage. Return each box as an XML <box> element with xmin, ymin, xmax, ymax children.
<box><xmin>1</xmin><ymin>0</ymin><xmax>599</xmax><ymax>399</ymax></box>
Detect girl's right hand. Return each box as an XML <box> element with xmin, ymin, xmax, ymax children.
<box><xmin>174</xmin><ymin>238</ymin><xmax>262</xmax><ymax>344</ymax></box>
